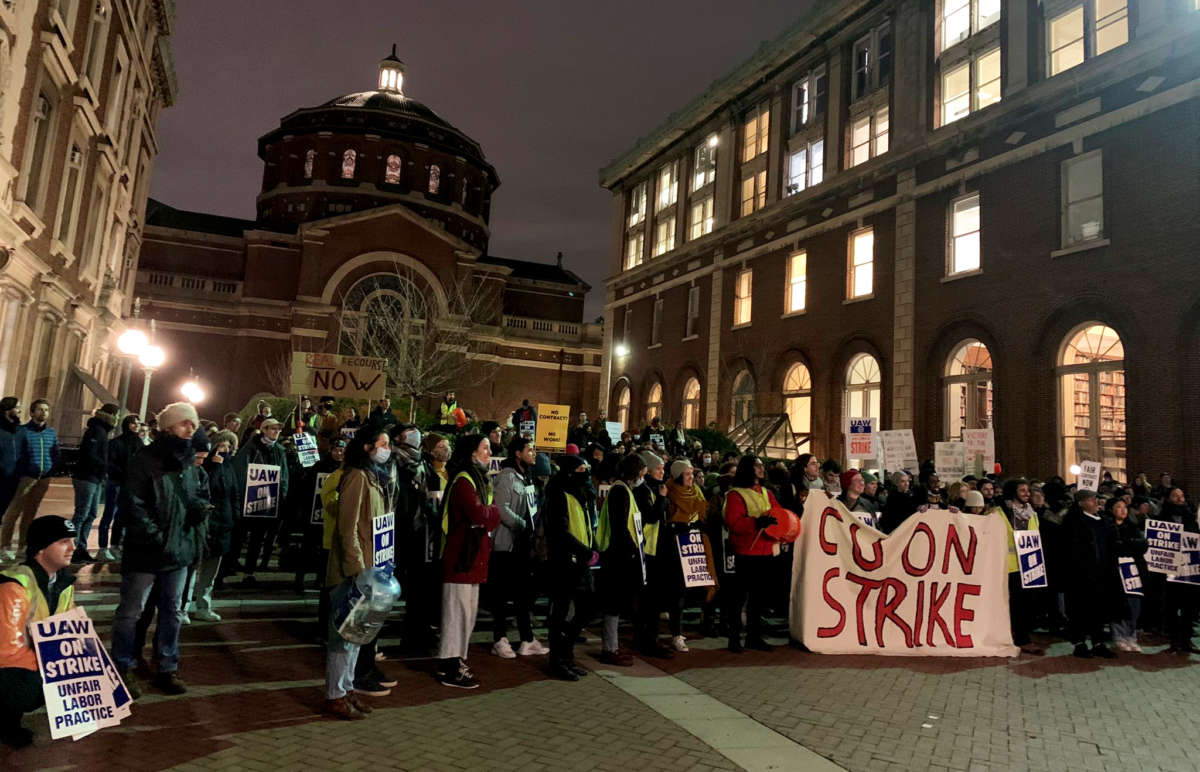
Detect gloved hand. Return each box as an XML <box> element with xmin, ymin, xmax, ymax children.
<box><xmin>588</xmin><ymin>551</ymin><xmax>600</xmax><ymax>567</ymax></box>
<box><xmin>754</xmin><ymin>514</ymin><xmax>778</xmax><ymax>530</ymax></box>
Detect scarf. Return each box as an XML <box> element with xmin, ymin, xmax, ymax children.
<box><xmin>666</xmin><ymin>479</ymin><xmax>708</xmax><ymax>525</ymax></box>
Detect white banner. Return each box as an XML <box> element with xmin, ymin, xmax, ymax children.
<box><xmin>791</xmin><ymin>494</ymin><xmax>1017</xmax><ymax>657</ymax></box>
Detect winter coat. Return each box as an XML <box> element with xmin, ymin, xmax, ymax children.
<box><xmin>725</xmin><ymin>484</ymin><xmax>781</xmax><ymax>556</ymax></box>
<box><xmin>119</xmin><ymin>436</ymin><xmax>210</xmax><ymax>573</ymax></box>
<box><xmin>0</xmin><ymin>416</ymin><xmax>21</xmax><ymax>478</ymax></box>
<box><xmin>368</xmin><ymin>406</ymin><xmax>398</xmax><ymax>432</ymax></box>
<box><xmin>72</xmin><ymin>414</ymin><xmax>115</xmax><ymax>483</ymax></box>
<box><xmin>1061</xmin><ymin>506</ymin><xmax>1123</xmax><ymax>607</ymax></box>
<box><xmin>326</xmin><ymin>466</ymin><xmax>386</xmax><ymax>586</ymax></box>
<box><xmin>17</xmin><ymin>421</ymin><xmax>58</xmax><ymax>479</ymax></box>
<box><xmin>231</xmin><ymin>436</ymin><xmax>290</xmax><ymax>516</ymax></box>
<box><xmin>491</xmin><ymin>463</ymin><xmax>536</xmax><ymax>553</ymax></box>
<box><xmin>441</xmin><ymin>471</ymin><xmax>500</xmax><ymax>584</ymax></box>
<box><xmin>107</xmin><ymin>427</ymin><xmax>144</xmax><ymax>484</ymax></box>
<box><xmin>203</xmin><ymin>456</ymin><xmax>239</xmax><ymax>557</ymax></box>
<box><xmin>879</xmin><ymin>489</ymin><xmax>918</xmax><ymax>534</ymax></box>
<box><xmin>598</xmin><ymin>482</ymin><xmax>645</xmax><ymax>595</ymax></box>
<box><xmin>0</xmin><ymin>562</ymin><xmax>75</xmax><ymax>671</ymax></box>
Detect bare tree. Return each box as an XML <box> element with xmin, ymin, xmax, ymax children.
<box><xmin>339</xmin><ymin>261</ymin><xmax>502</xmax><ymax>422</ymax></box>
<box><xmin>261</xmin><ymin>350</ymin><xmax>293</xmax><ymax>398</ymax></box>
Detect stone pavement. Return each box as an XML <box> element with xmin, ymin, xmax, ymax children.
<box><xmin>5</xmin><ymin>482</ymin><xmax>1200</xmax><ymax>771</ymax></box>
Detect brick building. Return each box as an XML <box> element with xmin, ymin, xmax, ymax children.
<box><xmin>136</xmin><ymin>51</ymin><xmax>601</xmax><ymax>421</ymax></box>
<box><xmin>0</xmin><ymin>0</ymin><xmax>176</xmax><ymax>440</ymax></box>
<box><xmin>599</xmin><ymin>0</ymin><xmax>1200</xmax><ymax>485</ymax></box>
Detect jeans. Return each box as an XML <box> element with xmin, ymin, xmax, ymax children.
<box><xmin>0</xmin><ymin>477</ymin><xmax>51</xmax><ymax>550</ymax></box>
<box><xmin>72</xmin><ymin>479</ymin><xmax>104</xmax><ymax>551</ymax></box>
<box><xmin>190</xmin><ymin>556</ymin><xmax>223</xmax><ymax>613</ymax></box>
<box><xmin>326</xmin><ymin>578</ymin><xmax>361</xmax><ymax>699</ymax></box>
<box><xmin>112</xmin><ymin>568</ymin><xmax>187</xmax><ymax>673</ymax></box>
<box><xmin>1112</xmin><ymin>595</ymin><xmax>1142</xmax><ymax>644</ymax></box>
<box><xmin>98</xmin><ymin>481</ymin><xmax>122</xmax><ymax>549</ymax></box>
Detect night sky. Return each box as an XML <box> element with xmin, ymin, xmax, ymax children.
<box><xmin>150</xmin><ymin>0</ymin><xmax>812</xmax><ymax>320</ymax></box>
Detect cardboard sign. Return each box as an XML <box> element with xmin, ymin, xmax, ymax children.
<box><xmin>31</xmin><ymin>608</ymin><xmax>132</xmax><ymax>740</ymax></box>
<box><xmin>1076</xmin><ymin>460</ymin><xmax>1101</xmax><ymax>492</ymax></box>
<box><xmin>534</xmin><ymin>403</ymin><xmax>569</xmax><ymax>451</ymax></box>
<box><xmin>488</xmin><ymin>457</ymin><xmax>505</xmax><ymax>478</ymax></box>
<box><xmin>605</xmin><ymin>421</ymin><xmax>623</xmax><ymax>445</ymax></box>
<box><xmin>1146</xmin><ymin>518</ymin><xmax>1184</xmax><ymax>574</ymax></box>
<box><xmin>791</xmin><ymin>497</ymin><xmax>1018</xmax><ymax>657</ymax></box>
<box><xmin>935</xmin><ymin>442</ymin><xmax>966</xmax><ymax>484</ymax></box>
<box><xmin>649</xmin><ymin>433</ymin><xmax>665</xmax><ymax>449</ymax></box>
<box><xmin>722</xmin><ymin>529</ymin><xmax>735</xmax><ymax>574</ymax></box>
<box><xmin>1118</xmin><ymin>557</ymin><xmax>1143</xmax><ymax>596</ymax></box>
<box><xmin>1167</xmin><ymin>532</ymin><xmax>1200</xmax><ymax>585</ymax></box>
<box><xmin>876</xmin><ymin>430</ymin><xmax>918</xmax><ymax>473</ymax></box>
<box><xmin>845</xmin><ymin>417</ymin><xmax>876</xmax><ymax>461</ymax></box>
<box><xmin>290</xmin><ymin>352</ymin><xmax>387</xmax><ymax>401</ymax></box>
<box><xmin>295</xmin><ymin>432</ymin><xmax>320</xmax><ymax>468</ymax></box>
<box><xmin>677</xmin><ymin>531</ymin><xmax>715</xmax><ymax>588</ymax></box>
<box><xmin>519</xmin><ymin>420</ymin><xmax>536</xmax><ymax>439</ymax></box>
<box><xmin>1014</xmin><ymin>530</ymin><xmax>1048</xmax><ymax>589</ymax></box>
<box><xmin>311</xmin><ymin>472</ymin><xmax>330</xmax><ymax>525</ymax></box>
<box><xmin>961</xmin><ymin>428</ymin><xmax>995</xmax><ymax>477</ymax></box>
<box><xmin>373</xmin><ymin>511</ymin><xmax>395</xmax><ymax>568</ymax></box>
<box><xmin>243</xmin><ymin>463</ymin><xmax>281</xmax><ymax>518</ymax></box>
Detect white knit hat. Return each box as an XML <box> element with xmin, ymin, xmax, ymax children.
<box><xmin>157</xmin><ymin>401</ymin><xmax>200</xmax><ymax>431</ymax></box>
<box><xmin>669</xmin><ymin>458</ymin><xmax>693</xmax><ymax>480</ymax></box>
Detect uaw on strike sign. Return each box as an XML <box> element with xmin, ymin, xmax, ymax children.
<box><xmin>790</xmin><ymin>495</ymin><xmax>1017</xmax><ymax>657</ymax></box>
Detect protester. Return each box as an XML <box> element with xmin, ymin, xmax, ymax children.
<box><xmin>795</xmin><ymin>453</ymin><xmax>822</xmax><ymax>491</ymax></box>
<box><xmin>229</xmin><ymin>417</ymin><xmax>289</xmax><ymax>585</ymax></box>
<box><xmin>438</xmin><ymin>392</ymin><xmax>459</xmax><ymax>433</ymax></box>
<box><xmin>190</xmin><ymin>431</ymin><xmax>239</xmax><ymax>622</ymax></box>
<box><xmin>437</xmin><ymin>434</ymin><xmax>500</xmax><ymax>689</ymax></box>
<box><xmin>112</xmin><ymin>402</ymin><xmax>209</xmax><ymax>697</ymax></box>
<box><xmin>632</xmin><ymin>451</ymin><xmax>672</xmax><ymax>658</ymax></box>
<box><xmin>1158</xmin><ymin>487</ymin><xmax>1200</xmax><ymax>654</ymax></box>
<box><xmin>70</xmin><ymin>403</ymin><xmax>119</xmax><ymax>563</ymax></box>
<box><xmin>723</xmin><ymin>455</ymin><xmax>781</xmax><ymax>653</ymax></box>
<box><xmin>820</xmin><ymin>458</ymin><xmax>841</xmax><ymax>497</ymax></box>
<box><xmin>0</xmin><ymin>400</ymin><xmax>59</xmax><ymax>560</ymax></box>
<box><xmin>596</xmin><ymin>453</ymin><xmax>646</xmax><ymax>666</ymax></box>
<box><xmin>0</xmin><ymin>516</ymin><xmax>77</xmax><ymax>748</ymax></box>
<box><xmin>1107</xmin><ymin>496</ymin><xmax>1147</xmax><ymax>653</ymax></box>
<box><xmin>543</xmin><ymin>455</ymin><xmax>596</xmax><ymax>681</ymax></box>
<box><xmin>240</xmin><ymin>400</ymin><xmax>272</xmax><ymax>447</ymax></box>
<box><xmin>1061</xmin><ymin>489</ymin><xmax>1120</xmax><ymax>658</ymax></box>
<box><xmin>879</xmin><ymin>471</ymin><xmax>918</xmax><ymax>533</ymax></box>
<box><xmin>100</xmin><ymin>414</ymin><xmax>143</xmax><ymax>562</ymax></box>
<box><xmin>0</xmin><ymin>398</ymin><xmax>23</xmax><ymax>547</ymax></box>
<box><xmin>511</xmin><ymin>399</ymin><xmax>536</xmax><ymax>437</ymax></box>
<box><xmin>368</xmin><ymin>397</ymin><xmax>398</xmax><ymax>433</ymax></box>
<box><xmin>663</xmin><ymin>458</ymin><xmax>715</xmax><ymax>651</ymax></box>
<box><xmin>1001</xmin><ymin>479</ymin><xmax>1044</xmax><ymax>655</ymax></box>
<box><xmin>488</xmin><ymin>436</ymin><xmax>547</xmax><ymax>658</ymax></box>
<box><xmin>837</xmin><ymin>469</ymin><xmax>877</xmax><ymax>526</ymax></box>
<box><xmin>482</xmin><ymin>422</ymin><xmax>503</xmax><ymax>457</ymax></box>
<box><xmin>961</xmin><ymin>489</ymin><xmax>986</xmax><ymax>514</ymax></box>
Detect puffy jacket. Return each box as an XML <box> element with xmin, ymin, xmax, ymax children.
<box><xmin>230</xmin><ymin>436</ymin><xmax>290</xmax><ymax>515</ymax></box>
<box><xmin>0</xmin><ymin>416</ymin><xmax>21</xmax><ymax>477</ymax></box>
<box><xmin>492</xmin><ymin>464</ymin><xmax>536</xmax><ymax>553</ymax></box>
<box><xmin>202</xmin><ymin>456</ymin><xmax>240</xmax><ymax>558</ymax></box>
<box><xmin>0</xmin><ymin>562</ymin><xmax>76</xmax><ymax>671</ymax></box>
<box><xmin>72</xmin><ymin>414</ymin><xmax>115</xmax><ymax>483</ymax></box>
<box><xmin>17</xmin><ymin>421</ymin><xmax>58</xmax><ymax>479</ymax></box>
<box><xmin>119</xmin><ymin>436</ymin><xmax>210</xmax><ymax>572</ymax></box>
<box><xmin>107</xmin><ymin>427</ymin><xmax>144</xmax><ymax>484</ymax></box>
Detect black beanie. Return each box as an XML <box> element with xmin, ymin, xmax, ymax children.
<box><xmin>0</xmin><ymin>396</ymin><xmax>17</xmax><ymax>413</ymax></box>
<box><xmin>26</xmin><ymin>516</ymin><xmax>77</xmax><ymax>560</ymax></box>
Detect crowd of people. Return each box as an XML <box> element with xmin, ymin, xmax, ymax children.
<box><xmin>0</xmin><ymin>390</ymin><xmax>1197</xmax><ymax>740</ymax></box>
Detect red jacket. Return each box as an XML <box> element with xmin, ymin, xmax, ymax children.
<box><xmin>724</xmin><ymin>485</ymin><xmax>780</xmax><ymax>556</ymax></box>
<box><xmin>442</xmin><ymin>475</ymin><xmax>501</xmax><ymax>584</ymax></box>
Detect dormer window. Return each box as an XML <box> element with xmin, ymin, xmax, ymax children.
<box><xmin>378</xmin><ymin>44</ymin><xmax>405</xmax><ymax>94</ymax></box>
<box><xmin>384</xmin><ymin>154</ymin><xmax>401</xmax><ymax>184</ymax></box>
<box><xmin>342</xmin><ymin>149</ymin><xmax>356</xmax><ymax>179</ymax></box>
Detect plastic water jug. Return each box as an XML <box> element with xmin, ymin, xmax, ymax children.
<box><xmin>337</xmin><ymin>566</ymin><xmax>401</xmax><ymax>645</ymax></box>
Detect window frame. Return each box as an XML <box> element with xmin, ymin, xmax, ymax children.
<box><xmin>782</xmin><ymin>362</ymin><xmax>813</xmax><ymax>452</ymax></box>
<box><xmin>650</xmin><ymin>297</ymin><xmax>663</xmax><ymax>347</ymax></box>
<box><xmin>652</xmin><ymin>212</ymin><xmax>676</xmax><ymax>257</ymax></box>
<box><xmin>790</xmin><ymin>65</ymin><xmax>828</xmax><ymax>136</ymax></box>
<box><xmin>1061</xmin><ymin>149</ymin><xmax>1104</xmax><ymax>248</ymax></box>
<box><xmin>688</xmin><ymin>194</ymin><xmax>714</xmax><ymax>241</ymax></box>
<box><xmin>847</xmin><ymin>227</ymin><xmax>875</xmax><ymax>300</ymax></box>
<box><xmin>731</xmin><ymin>370</ymin><xmax>756</xmax><ymax>430</ymax></box>
<box><xmin>682</xmin><ymin>377</ymin><xmax>702</xmax><ymax>430</ymax></box>
<box><xmin>685</xmin><ymin>285</ymin><xmax>701</xmax><ymax>339</ymax></box>
<box><xmin>692</xmin><ymin>135</ymin><xmax>717</xmax><ymax>192</ymax></box>
<box><xmin>1046</xmin><ymin>1</ymin><xmax>1128</xmax><ymax>77</ymax></box>
<box><xmin>1056</xmin><ymin>322</ymin><xmax>1126</xmax><ymax>480</ymax></box>
<box><xmin>741</xmin><ymin>102</ymin><xmax>770</xmax><ymax>163</ymax></box>
<box><xmin>947</xmin><ymin>192</ymin><xmax>982</xmax><ymax>276</ymax></box>
<box><xmin>851</xmin><ymin>21</ymin><xmax>893</xmax><ymax>103</ymax></box>
<box><xmin>942</xmin><ymin>338</ymin><xmax>994</xmax><ymax>441</ymax></box>
<box><xmin>785</xmin><ymin>250</ymin><xmax>807</xmax><ymax>315</ymax></box>
<box><xmin>732</xmin><ymin>268</ymin><xmax>753</xmax><ymax>327</ymax></box>
<box><xmin>847</xmin><ymin>101</ymin><xmax>889</xmax><ymax>168</ymax></box>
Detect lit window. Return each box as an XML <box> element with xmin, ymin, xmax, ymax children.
<box><xmin>785</xmin><ymin>251</ymin><xmax>807</xmax><ymax>313</ymax></box>
<box><xmin>1095</xmin><ymin>0</ymin><xmax>1128</xmax><ymax>55</ymax></box>
<box><xmin>341</xmin><ymin>149</ymin><xmax>356</xmax><ymax>179</ymax></box>
<box><xmin>810</xmin><ymin>139</ymin><xmax>824</xmax><ymax>186</ymax></box>
<box><xmin>428</xmin><ymin>164</ymin><xmax>440</xmax><ymax>194</ymax></box>
<box><xmin>1058</xmin><ymin>323</ymin><xmax>1125</xmax><ymax>481</ymax></box>
<box><xmin>844</xmin><ymin>353</ymin><xmax>882</xmax><ymax>466</ymax></box>
<box><xmin>693</xmin><ymin>135</ymin><xmax>717</xmax><ymax>191</ymax></box>
<box><xmin>303</xmin><ymin>149</ymin><xmax>315</xmax><ymax>179</ymax></box>
<box><xmin>783</xmin><ymin>363</ymin><xmax>813</xmax><ymax>451</ymax></box>
<box><xmin>941</xmin><ymin>61</ymin><xmax>971</xmax><ymax>125</ymax></box>
<box><xmin>647</xmin><ymin>382</ymin><xmax>663</xmax><ymax>423</ymax></box>
<box><xmin>975</xmin><ymin>48</ymin><xmax>1002</xmax><ymax>109</ymax></box>
<box><xmin>941</xmin><ymin>47</ymin><xmax>1001</xmax><ymax>127</ymax></box>
<box><xmin>848</xmin><ymin>228</ymin><xmax>874</xmax><ymax>299</ymax></box>
<box><xmin>656</xmin><ymin>160</ymin><xmax>678</xmax><ymax>211</ymax></box>
<box><xmin>688</xmin><ymin>195</ymin><xmax>714</xmax><ymax>241</ymax></box>
<box><xmin>949</xmin><ymin>193</ymin><xmax>981</xmax><ymax>274</ymax></box>
<box><xmin>787</xmin><ymin>141</ymin><xmax>825</xmax><ymax>195</ymax></box>
<box><xmin>625</xmin><ymin>231</ymin><xmax>644</xmax><ymax>270</ymax></box>
<box><xmin>733</xmin><ymin>268</ymin><xmax>753</xmax><ymax>326</ymax></box>
<box><xmin>653</xmin><ymin>214</ymin><xmax>676</xmax><ymax>256</ymax></box>
<box><xmin>873</xmin><ymin>106</ymin><xmax>889</xmax><ymax>156</ymax></box>
<box><xmin>1062</xmin><ymin>151</ymin><xmax>1103</xmax><ymax>246</ymax></box>
<box><xmin>790</xmin><ymin>67</ymin><xmax>828</xmax><ymax>134</ymax></box>
<box><xmin>682</xmin><ymin>378</ymin><xmax>702</xmax><ymax>429</ymax></box>
<box><xmin>740</xmin><ymin>170</ymin><xmax>766</xmax><ymax>217</ymax></box>
<box><xmin>615</xmin><ymin>385</ymin><xmax>631</xmax><ymax>430</ymax></box>
<box><xmin>944</xmin><ymin>339</ymin><xmax>993</xmax><ymax>442</ymax></box>
<box><xmin>685</xmin><ymin>285</ymin><xmax>700</xmax><ymax>338</ymax></box>
<box><xmin>1049</xmin><ymin>7</ymin><xmax>1086</xmax><ymax>75</ymax></box>
<box><xmin>628</xmin><ymin>181</ymin><xmax>647</xmax><ymax>227</ymax></box>
<box><xmin>384</xmin><ymin>154</ymin><xmax>401</xmax><ymax>185</ymax></box>
<box><xmin>851</xmin><ymin>116</ymin><xmax>871</xmax><ymax>167</ymax></box>
<box><xmin>852</xmin><ymin>23</ymin><xmax>893</xmax><ymax>102</ymax></box>
<box><xmin>940</xmin><ymin>0</ymin><xmax>1000</xmax><ymax>53</ymax></box>
<box><xmin>651</xmin><ymin>297</ymin><xmax>663</xmax><ymax>346</ymax></box>
<box><xmin>742</xmin><ymin>102</ymin><xmax>769</xmax><ymax>162</ymax></box>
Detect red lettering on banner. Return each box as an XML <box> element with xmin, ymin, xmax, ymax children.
<box><xmin>912</xmin><ymin>580</ymin><xmax>925</xmax><ymax>647</ymax></box>
<box><xmin>953</xmin><ymin>584</ymin><xmax>981</xmax><ymax>648</ymax></box>
<box><xmin>926</xmin><ymin>582</ymin><xmax>955</xmax><ymax>647</ymax></box>
<box><xmin>874</xmin><ymin>578</ymin><xmax>913</xmax><ymax>647</ymax></box>
<box><xmin>849</xmin><ymin>524</ymin><xmax>884</xmax><ymax>571</ymax></box>
<box><xmin>816</xmin><ymin>568</ymin><xmax>846</xmax><ymax>638</ymax></box>
<box><xmin>845</xmin><ymin>572</ymin><xmax>882</xmax><ymax>646</ymax></box>
<box><xmin>901</xmin><ymin>523</ymin><xmax>936</xmax><ymax>577</ymax></box>
<box><xmin>819</xmin><ymin>508</ymin><xmax>842</xmax><ymax>555</ymax></box>
<box><xmin>941</xmin><ymin>523</ymin><xmax>978</xmax><ymax>575</ymax></box>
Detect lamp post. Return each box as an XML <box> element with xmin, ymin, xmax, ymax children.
<box><xmin>116</xmin><ymin>302</ymin><xmax>148</xmax><ymax>419</ymax></box>
<box><xmin>180</xmin><ymin>376</ymin><xmax>206</xmax><ymax>405</ymax></box>
<box><xmin>137</xmin><ymin>344</ymin><xmax>165</xmax><ymax>421</ymax></box>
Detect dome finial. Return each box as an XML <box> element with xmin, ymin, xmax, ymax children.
<box><xmin>379</xmin><ymin>45</ymin><xmax>405</xmax><ymax>94</ymax></box>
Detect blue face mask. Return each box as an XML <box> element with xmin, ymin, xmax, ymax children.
<box><xmin>371</xmin><ymin>446</ymin><xmax>392</xmax><ymax>465</ymax></box>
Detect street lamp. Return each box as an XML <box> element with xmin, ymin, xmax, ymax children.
<box><xmin>138</xmin><ymin>344</ymin><xmax>165</xmax><ymax>421</ymax></box>
<box><xmin>180</xmin><ymin>379</ymin><xmax>206</xmax><ymax>405</ymax></box>
<box><xmin>614</xmin><ymin>343</ymin><xmax>630</xmax><ymax>358</ymax></box>
<box><xmin>115</xmin><ymin>327</ymin><xmax>148</xmax><ymax>419</ymax></box>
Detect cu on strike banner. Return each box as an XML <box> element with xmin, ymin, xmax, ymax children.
<box><xmin>790</xmin><ymin>494</ymin><xmax>1017</xmax><ymax>657</ymax></box>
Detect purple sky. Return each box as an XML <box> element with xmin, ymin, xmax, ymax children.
<box><xmin>150</xmin><ymin>0</ymin><xmax>811</xmax><ymax>320</ymax></box>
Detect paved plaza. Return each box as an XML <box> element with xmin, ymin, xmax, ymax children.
<box><xmin>4</xmin><ymin>485</ymin><xmax>1200</xmax><ymax>772</ymax></box>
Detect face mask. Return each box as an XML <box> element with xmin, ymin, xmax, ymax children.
<box><xmin>403</xmin><ymin>430</ymin><xmax>421</xmax><ymax>450</ymax></box>
<box><xmin>632</xmin><ymin>477</ymin><xmax>645</xmax><ymax>487</ymax></box>
<box><xmin>703</xmin><ymin>456</ymin><xmax>712</xmax><ymax>466</ymax></box>
<box><xmin>433</xmin><ymin>447</ymin><xmax>450</xmax><ymax>462</ymax></box>
<box><xmin>261</xmin><ymin>437</ymin><xmax>276</xmax><ymax>447</ymax></box>
<box><xmin>371</xmin><ymin>446</ymin><xmax>391</xmax><ymax>465</ymax></box>
<box><xmin>570</xmin><ymin>471</ymin><xmax>591</xmax><ymax>486</ymax></box>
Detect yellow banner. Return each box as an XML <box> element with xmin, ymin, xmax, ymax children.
<box><xmin>534</xmin><ymin>403</ymin><xmax>570</xmax><ymax>451</ymax></box>
<box><xmin>289</xmin><ymin>353</ymin><xmax>387</xmax><ymax>401</ymax></box>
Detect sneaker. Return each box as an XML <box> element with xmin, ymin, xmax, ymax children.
<box><xmin>1128</xmin><ymin>642</ymin><xmax>1144</xmax><ymax>654</ymax></box>
<box><xmin>1115</xmin><ymin>641</ymin><xmax>1133</xmax><ymax>653</ymax></box>
<box><xmin>180</xmin><ymin>612</ymin><xmax>192</xmax><ymax>626</ymax></box>
<box><xmin>671</xmin><ymin>635</ymin><xmax>689</xmax><ymax>653</ymax></box>
<box><xmin>109</xmin><ymin>546</ymin><xmax>122</xmax><ymax>561</ymax></box>
<box><xmin>517</xmin><ymin>639</ymin><xmax>550</xmax><ymax>656</ymax></box>
<box><xmin>153</xmin><ymin>672</ymin><xmax>188</xmax><ymax>695</ymax></box>
<box><xmin>568</xmin><ymin>663</ymin><xmax>589</xmax><ymax>678</ymax></box>
<box><xmin>596</xmin><ymin>649</ymin><xmax>634</xmax><ymax>667</ymax></box>
<box><xmin>353</xmin><ymin>677</ymin><xmax>391</xmax><ymax>697</ymax></box>
<box><xmin>192</xmin><ymin>609</ymin><xmax>221</xmax><ymax>622</ymax></box>
<box><xmin>1092</xmin><ymin>644</ymin><xmax>1117</xmax><ymax>659</ymax></box>
<box><xmin>322</xmin><ymin>697</ymin><xmax>366</xmax><ymax>721</ymax></box>
<box><xmin>491</xmin><ymin>637</ymin><xmax>517</xmax><ymax>659</ymax></box>
<box><xmin>95</xmin><ymin>548</ymin><xmax>115</xmax><ymax>562</ymax></box>
<box><xmin>369</xmin><ymin>667</ymin><xmax>397</xmax><ymax>688</ymax></box>
<box><xmin>119</xmin><ymin>669</ymin><xmax>143</xmax><ymax>699</ymax></box>
<box><xmin>1072</xmin><ymin>643</ymin><xmax>1094</xmax><ymax>658</ymax></box>
<box><xmin>438</xmin><ymin>666</ymin><xmax>480</xmax><ymax>690</ymax></box>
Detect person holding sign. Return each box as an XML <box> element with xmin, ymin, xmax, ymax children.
<box><xmin>191</xmin><ymin>431</ymin><xmax>240</xmax><ymax>622</ymax></box>
<box><xmin>113</xmin><ymin>403</ymin><xmax>210</xmax><ymax>698</ymax></box>
<box><xmin>662</xmin><ymin>459</ymin><xmax>717</xmax><ymax>653</ymax></box>
<box><xmin>1107</xmin><ymin>497</ymin><xmax>1148</xmax><ymax>652</ymax></box>
<box><xmin>723</xmin><ymin>455</ymin><xmax>783</xmax><ymax>653</ymax></box>
<box><xmin>1000</xmin><ymin>479</ymin><xmax>1045</xmax><ymax>655</ymax></box>
<box><xmin>1061</xmin><ymin>490</ymin><xmax>1121</xmax><ymax>659</ymax></box>
<box><xmin>437</xmin><ymin>435</ymin><xmax>501</xmax><ymax>689</ymax></box>
<box><xmin>836</xmin><ymin>469</ymin><xmax>877</xmax><ymax>528</ymax></box>
<box><xmin>543</xmin><ymin>455</ymin><xmax>598</xmax><ymax>681</ymax></box>
<box><xmin>0</xmin><ymin>516</ymin><xmax>77</xmax><ymax>749</ymax></box>
<box><xmin>229</xmin><ymin>418</ymin><xmax>289</xmax><ymax>587</ymax></box>
<box><xmin>595</xmin><ymin>454</ymin><xmax>647</xmax><ymax>667</ymax></box>
<box><xmin>1159</xmin><ymin>487</ymin><xmax>1200</xmax><ymax>655</ymax></box>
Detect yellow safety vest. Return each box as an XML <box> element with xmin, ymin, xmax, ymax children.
<box><xmin>320</xmin><ymin>468</ymin><xmax>344</xmax><ymax>551</ymax></box>
<box><xmin>441</xmin><ymin>472</ymin><xmax>494</xmax><ymax>554</ymax></box>
<box><xmin>597</xmin><ymin>481</ymin><xmax>642</xmax><ymax>553</ymax></box>
<box><xmin>565</xmin><ymin>492</ymin><xmax>593</xmax><ymax>549</ymax></box>
<box><xmin>730</xmin><ymin>486</ymin><xmax>771</xmax><ymax>519</ymax></box>
<box><xmin>1</xmin><ymin>565</ymin><xmax>75</xmax><ymax>621</ymax></box>
<box><xmin>1002</xmin><ymin>508</ymin><xmax>1040</xmax><ymax>574</ymax></box>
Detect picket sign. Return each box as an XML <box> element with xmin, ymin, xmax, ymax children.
<box><xmin>311</xmin><ymin>472</ymin><xmax>330</xmax><ymax>525</ymax></box>
<box><xmin>962</xmin><ymin>429</ymin><xmax>995</xmax><ymax>476</ymax></box>
<box><xmin>605</xmin><ymin>421</ymin><xmax>623</xmax><ymax>445</ymax></box>
<box><xmin>1013</xmin><ymin>530</ymin><xmax>1048</xmax><ymax>589</ymax></box>
<box><xmin>845</xmin><ymin>417</ymin><xmax>876</xmax><ymax>461</ymax></box>
<box><xmin>935</xmin><ymin>442</ymin><xmax>966</xmax><ymax>484</ymax></box>
<box><xmin>243</xmin><ymin>464</ymin><xmax>281</xmax><ymax>518</ymax></box>
<box><xmin>1167</xmin><ymin>532</ymin><xmax>1200</xmax><ymax>585</ymax></box>
<box><xmin>1076</xmin><ymin>460</ymin><xmax>1102</xmax><ymax>492</ymax></box>
<box><xmin>295</xmin><ymin>432</ymin><xmax>320</xmax><ymax>468</ymax></box>
<box><xmin>534</xmin><ymin>403</ymin><xmax>569</xmax><ymax>451</ymax></box>
<box><xmin>1118</xmin><ymin>557</ymin><xmax>1143</xmax><ymax>596</ymax></box>
<box><xmin>876</xmin><ymin>430</ymin><xmax>918</xmax><ymax>472</ymax></box>
<box><xmin>1145</xmin><ymin>519</ymin><xmax>1184</xmax><ymax>574</ymax></box>
<box><xmin>676</xmin><ymin>531</ymin><xmax>715</xmax><ymax>588</ymax></box>
<box><xmin>519</xmin><ymin>420</ymin><xmax>536</xmax><ymax>438</ymax></box>
<box><xmin>373</xmin><ymin>511</ymin><xmax>395</xmax><ymax>568</ymax></box>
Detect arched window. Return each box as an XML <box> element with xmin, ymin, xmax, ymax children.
<box><xmin>428</xmin><ymin>164</ymin><xmax>441</xmax><ymax>194</ymax></box>
<box><xmin>730</xmin><ymin>370</ymin><xmax>755</xmax><ymax>429</ymax></box>
<box><xmin>943</xmin><ymin>339</ymin><xmax>993</xmax><ymax>441</ymax></box>
<box><xmin>338</xmin><ymin>273</ymin><xmax>429</xmax><ymax>359</ymax></box>
<box><xmin>384</xmin><ymin>154</ymin><xmax>402</xmax><ymax>185</ymax></box>
<box><xmin>1058</xmin><ymin>323</ymin><xmax>1125</xmax><ymax>481</ymax></box>
<box><xmin>783</xmin><ymin>363</ymin><xmax>812</xmax><ymax>451</ymax></box>
<box><xmin>615</xmin><ymin>384</ymin><xmax>631</xmax><ymax>430</ymax></box>
<box><xmin>646</xmin><ymin>382</ymin><xmax>663</xmax><ymax>423</ymax></box>
<box><xmin>844</xmin><ymin>353</ymin><xmax>882</xmax><ymax>465</ymax></box>
<box><xmin>682</xmin><ymin>377</ymin><xmax>702</xmax><ymax>430</ymax></box>
<box><xmin>303</xmin><ymin>149</ymin><xmax>315</xmax><ymax>179</ymax></box>
<box><xmin>341</xmin><ymin>149</ymin><xmax>356</xmax><ymax>179</ymax></box>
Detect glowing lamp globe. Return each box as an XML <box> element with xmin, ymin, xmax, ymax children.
<box><xmin>614</xmin><ymin>343</ymin><xmax>630</xmax><ymax>358</ymax></box>
<box><xmin>117</xmin><ymin>329</ymin><xmax>148</xmax><ymax>356</ymax></box>
<box><xmin>1069</xmin><ymin>464</ymin><xmax>1082</xmax><ymax>476</ymax></box>
<box><xmin>138</xmin><ymin>345</ymin><xmax>165</xmax><ymax>370</ymax></box>
<box><xmin>180</xmin><ymin>380</ymin><xmax>206</xmax><ymax>404</ymax></box>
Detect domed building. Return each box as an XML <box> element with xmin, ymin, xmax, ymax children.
<box><xmin>134</xmin><ymin>50</ymin><xmax>600</xmax><ymax>420</ymax></box>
